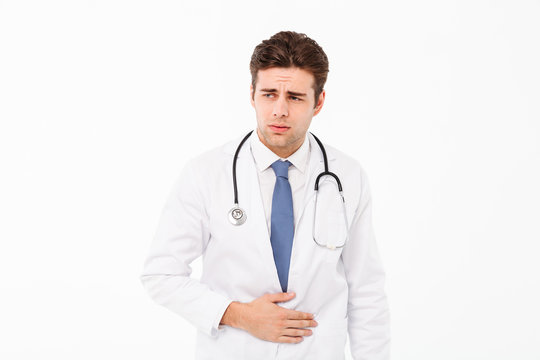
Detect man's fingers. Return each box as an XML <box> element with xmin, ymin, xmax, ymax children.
<box><xmin>285</xmin><ymin>319</ymin><xmax>318</xmax><ymax>329</ymax></box>
<box><xmin>281</xmin><ymin>327</ymin><xmax>313</xmax><ymax>337</ymax></box>
<box><xmin>277</xmin><ymin>335</ymin><xmax>304</xmax><ymax>344</ymax></box>
<box><xmin>285</xmin><ymin>309</ymin><xmax>314</xmax><ymax>320</ymax></box>
<box><xmin>265</xmin><ymin>292</ymin><xmax>296</xmax><ymax>303</ymax></box>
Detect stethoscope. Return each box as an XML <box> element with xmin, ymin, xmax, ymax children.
<box><xmin>228</xmin><ymin>130</ymin><xmax>349</xmax><ymax>249</ymax></box>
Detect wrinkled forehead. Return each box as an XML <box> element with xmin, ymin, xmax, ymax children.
<box><xmin>254</xmin><ymin>67</ymin><xmax>315</xmax><ymax>94</ymax></box>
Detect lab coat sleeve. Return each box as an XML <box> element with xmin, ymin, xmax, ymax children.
<box><xmin>342</xmin><ymin>168</ymin><xmax>391</xmax><ymax>360</ymax></box>
<box><xmin>140</xmin><ymin>159</ymin><xmax>233</xmax><ymax>338</ymax></box>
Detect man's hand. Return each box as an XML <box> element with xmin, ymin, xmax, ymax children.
<box><xmin>220</xmin><ymin>292</ymin><xmax>318</xmax><ymax>343</ymax></box>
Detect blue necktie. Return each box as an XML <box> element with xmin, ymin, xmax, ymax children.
<box><xmin>270</xmin><ymin>160</ymin><xmax>294</xmax><ymax>293</ymax></box>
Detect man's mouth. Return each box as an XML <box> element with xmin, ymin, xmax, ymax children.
<box><xmin>269</xmin><ymin>124</ymin><xmax>290</xmax><ymax>133</ymax></box>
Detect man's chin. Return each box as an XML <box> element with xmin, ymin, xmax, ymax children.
<box><xmin>259</xmin><ymin>129</ymin><xmax>297</xmax><ymax>149</ymax></box>
<box><xmin>267</xmin><ymin>137</ymin><xmax>290</xmax><ymax>148</ymax></box>
<box><xmin>261</xmin><ymin>131</ymin><xmax>285</xmax><ymax>142</ymax></box>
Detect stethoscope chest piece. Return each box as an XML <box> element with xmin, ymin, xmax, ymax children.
<box><xmin>228</xmin><ymin>205</ymin><xmax>247</xmax><ymax>226</ymax></box>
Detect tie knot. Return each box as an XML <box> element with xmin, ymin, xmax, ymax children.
<box><xmin>271</xmin><ymin>160</ymin><xmax>292</xmax><ymax>179</ymax></box>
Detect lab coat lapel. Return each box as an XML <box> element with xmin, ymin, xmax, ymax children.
<box><xmin>235</xmin><ymin>132</ymin><xmax>283</xmax><ymax>292</ymax></box>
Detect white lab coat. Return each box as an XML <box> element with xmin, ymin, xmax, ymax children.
<box><xmin>140</xmin><ymin>131</ymin><xmax>390</xmax><ymax>360</ymax></box>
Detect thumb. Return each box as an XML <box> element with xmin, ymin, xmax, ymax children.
<box><xmin>266</xmin><ymin>292</ymin><xmax>295</xmax><ymax>303</ymax></box>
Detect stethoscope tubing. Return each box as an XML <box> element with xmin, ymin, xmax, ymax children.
<box><xmin>229</xmin><ymin>130</ymin><xmax>348</xmax><ymax>249</ymax></box>
<box><xmin>232</xmin><ymin>130</ymin><xmax>254</xmax><ymax>206</ymax></box>
<box><xmin>232</xmin><ymin>130</ymin><xmax>337</xmax><ymax>204</ymax></box>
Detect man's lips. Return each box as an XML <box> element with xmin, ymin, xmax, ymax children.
<box><xmin>269</xmin><ymin>125</ymin><xmax>290</xmax><ymax>133</ymax></box>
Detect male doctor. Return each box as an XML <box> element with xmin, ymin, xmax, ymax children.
<box><xmin>140</xmin><ymin>31</ymin><xmax>390</xmax><ymax>359</ymax></box>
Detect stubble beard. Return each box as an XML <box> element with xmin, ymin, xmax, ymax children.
<box><xmin>259</xmin><ymin>127</ymin><xmax>303</xmax><ymax>156</ymax></box>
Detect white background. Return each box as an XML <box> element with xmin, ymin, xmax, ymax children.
<box><xmin>1</xmin><ymin>0</ymin><xmax>539</xmax><ymax>359</ymax></box>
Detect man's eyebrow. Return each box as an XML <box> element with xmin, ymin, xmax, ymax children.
<box><xmin>259</xmin><ymin>88</ymin><xmax>307</xmax><ymax>97</ymax></box>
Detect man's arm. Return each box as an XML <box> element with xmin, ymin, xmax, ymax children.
<box><xmin>139</xmin><ymin>160</ymin><xmax>232</xmax><ymax>338</ymax></box>
<box><xmin>341</xmin><ymin>167</ymin><xmax>391</xmax><ymax>359</ymax></box>
<box><xmin>140</xmin><ymin>160</ymin><xmax>318</xmax><ymax>341</ymax></box>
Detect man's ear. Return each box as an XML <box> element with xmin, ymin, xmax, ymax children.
<box><xmin>250</xmin><ymin>84</ymin><xmax>255</xmax><ymax>108</ymax></box>
<box><xmin>313</xmin><ymin>90</ymin><xmax>326</xmax><ymax>116</ymax></box>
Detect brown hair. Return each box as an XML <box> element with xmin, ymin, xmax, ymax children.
<box><xmin>249</xmin><ymin>31</ymin><xmax>329</xmax><ymax>107</ymax></box>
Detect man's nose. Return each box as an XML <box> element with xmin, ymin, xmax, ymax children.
<box><xmin>272</xmin><ymin>95</ymin><xmax>288</xmax><ymax>118</ymax></box>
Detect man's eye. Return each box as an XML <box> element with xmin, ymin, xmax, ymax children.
<box><xmin>263</xmin><ymin>93</ymin><xmax>274</xmax><ymax>98</ymax></box>
<box><xmin>290</xmin><ymin>96</ymin><xmax>302</xmax><ymax>101</ymax></box>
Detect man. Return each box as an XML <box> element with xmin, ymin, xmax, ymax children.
<box><xmin>140</xmin><ymin>31</ymin><xmax>390</xmax><ymax>359</ymax></box>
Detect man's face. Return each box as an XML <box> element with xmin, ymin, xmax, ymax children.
<box><xmin>250</xmin><ymin>67</ymin><xmax>325</xmax><ymax>157</ymax></box>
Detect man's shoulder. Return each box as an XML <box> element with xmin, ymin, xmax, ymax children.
<box><xmin>317</xmin><ymin>140</ymin><xmax>372</xmax><ymax>204</ymax></box>
<box><xmin>184</xmin><ymin>133</ymin><xmax>247</xmax><ymax>175</ymax></box>
<box><xmin>317</xmin><ymin>138</ymin><xmax>367</xmax><ymax>177</ymax></box>
<box><xmin>195</xmin><ymin>133</ymin><xmax>247</xmax><ymax>159</ymax></box>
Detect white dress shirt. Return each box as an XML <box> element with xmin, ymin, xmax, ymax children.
<box><xmin>249</xmin><ymin>130</ymin><xmax>311</xmax><ymax>236</ymax></box>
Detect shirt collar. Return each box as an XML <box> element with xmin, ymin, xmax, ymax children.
<box><xmin>250</xmin><ymin>129</ymin><xmax>310</xmax><ymax>174</ymax></box>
